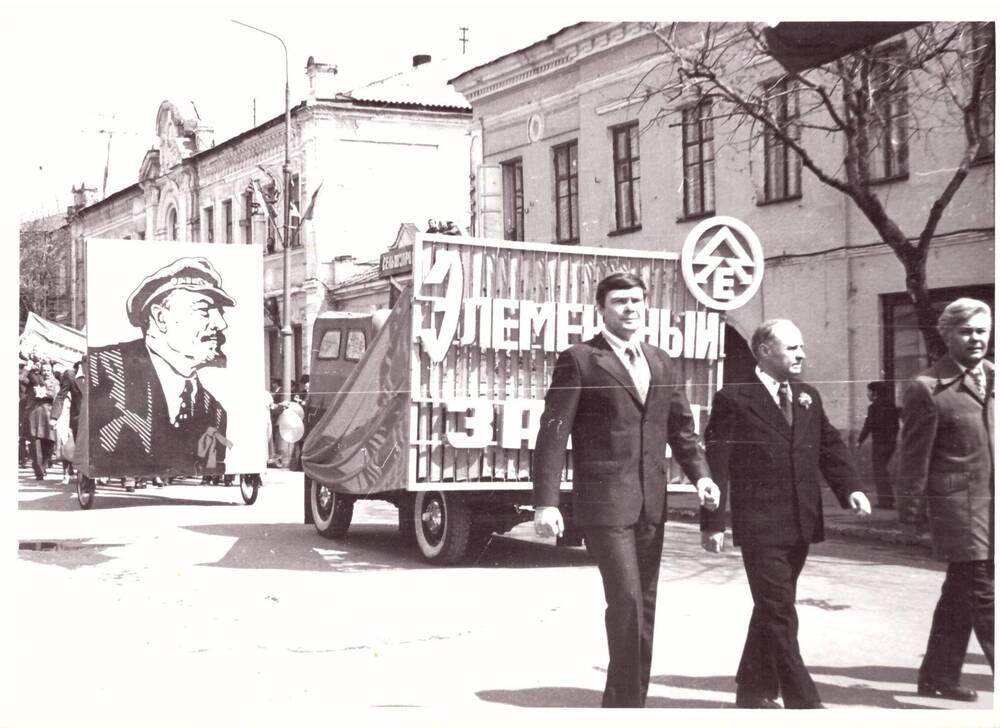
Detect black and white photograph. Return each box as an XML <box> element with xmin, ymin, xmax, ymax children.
<box><xmin>8</xmin><ymin>3</ymin><xmax>997</xmax><ymax>728</ymax></box>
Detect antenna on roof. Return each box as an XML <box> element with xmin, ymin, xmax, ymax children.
<box><xmin>459</xmin><ymin>26</ymin><xmax>469</xmax><ymax>54</ymax></box>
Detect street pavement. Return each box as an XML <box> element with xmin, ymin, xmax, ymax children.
<box><xmin>4</xmin><ymin>465</ymin><xmax>996</xmax><ymax>728</ymax></box>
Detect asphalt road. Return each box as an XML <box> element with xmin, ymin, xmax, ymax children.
<box><xmin>4</xmin><ymin>467</ymin><xmax>996</xmax><ymax>728</ymax></box>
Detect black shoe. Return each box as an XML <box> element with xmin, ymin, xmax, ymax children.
<box><xmin>917</xmin><ymin>683</ymin><xmax>978</xmax><ymax>701</ymax></box>
<box><xmin>787</xmin><ymin>701</ymin><xmax>825</xmax><ymax>708</ymax></box>
<box><xmin>735</xmin><ymin>695</ymin><xmax>782</xmax><ymax>709</ymax></box>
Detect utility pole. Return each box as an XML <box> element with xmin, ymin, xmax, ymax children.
<box><xmin>459</xmin><ymin>26</ymin><xmax>469</xmax><ymax>54</ymax></box>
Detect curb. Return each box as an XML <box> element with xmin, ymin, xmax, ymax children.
<box><xmin>667</xmin><ymin>508</ymin><xmax>932</xmax><ymax>551</ymax></box>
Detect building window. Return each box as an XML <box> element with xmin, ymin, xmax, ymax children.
<box><xmin>223</xmin><ymin>200</ymin><xmax>233</xmax><ymax>244</ymax></box>
<box><xmin>973</xmin><ymin>23</ymin><xmax>995</xmax><ymax>162</ymax></box>
<box><xmin>203</xmin><ymin>205</ymin><xmax>215</xmax><ymax>243</ymax></box>
<box><xmin>501</xmin><ymin>159</ymin><xmax>524</xmax><ymax>241</ymax></box>
<box><xmin>553</xmin><ymin>140</ymin><xmax>579</xmax><ymax>243</ymax></box>
<box><xmin>866</xmin><ymin>44</ymin><xmax>909</xmax><ymax>182</ymax></box>
<box><xmin>612</xmin><ymin>122</ymin><xmax>641</xmax><ymax>231</ymax></box>
<box><xmin>881</xmin><ymin>284</ymin><xmax>995</xmax><ymax>402</ymax></box>
<box><xmin>682</xmin><ymin>99</ymin><xmax>715</xmax><ymax>218</ymax></box>
<box><xmin>167</xmin><ymin>207</ymin><xmax>178</xmax><ymax>241</ymax></box>
<box><xmin>242</xmin><ymin>189</ymin><xmax>255</xmax><ymax>244</ymax></box>
<box><xmin>762</xmin><ymin>78</ymin><xmax>802</xmax><ymax>202</ymax></box>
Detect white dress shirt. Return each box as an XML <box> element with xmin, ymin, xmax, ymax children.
<box><xmin>602</xmin><ymin>328</ymin><xmax>651</xmax><ymax>400</ymax></box>
<box><xmin>755</xmin><ymin>366</ymin><xmax>787</xmax><ymax>407</ymax></box>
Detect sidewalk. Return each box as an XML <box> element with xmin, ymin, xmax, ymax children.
<box><xmin>666</xmin><ymin>489</ymin><xmax>932</xmax><ymax>551</ymax></box>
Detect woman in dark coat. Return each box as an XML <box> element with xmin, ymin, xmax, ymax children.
<box><xmin>25</xmin><ymin>360</ymin><xmax>58</xmax><ymax>480</ymax></box>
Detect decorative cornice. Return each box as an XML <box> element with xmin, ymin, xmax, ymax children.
<box><xmin>453</xmin><ymin>22</ymin><xmax>650</xmax><ymax>103</ymax></box>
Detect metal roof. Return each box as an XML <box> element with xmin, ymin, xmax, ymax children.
<box><xmin>341</xmin><ymin>57</ymin><xmax>471</xmax><ymax>111</ymax></box>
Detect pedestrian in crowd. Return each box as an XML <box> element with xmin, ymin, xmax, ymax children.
<box><xmin>18</xmin><ymin>358</ymin><xmax>32</xmax><ymax>467</ymax></box>
<box><xmin>25</xmin><ymin>358</ymin><xmax>59</xmax><ymax>480</ymax></box>
<box><xmin>701</xmin><ymin>318</ymin><xmax>871</xmax><ymax>709</ymax></box>
<box><xmin>857</xmin><ymin>381</ymin><xmax>901</xmax><ymax>509</ymax></box>
<box><xmin>532</xmin><ymin>272</ymin><xmax>720</xmax><ymax>708</ymax></box>
<box><xmin>897</xmin><ymin>298</ymin><xmax>994</xmax><ymax>701</ymax></box>
<box><xmin>50</xmin><ymin>361</ymin><xmax>82</xmax><ymax>486</ymax></box>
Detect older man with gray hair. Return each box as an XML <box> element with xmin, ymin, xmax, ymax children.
<box><xmin>898</xmin><ymin>297</ymin><xmax>994</xmax><ymax>702</ymax></box>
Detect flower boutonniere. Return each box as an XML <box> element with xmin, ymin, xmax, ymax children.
<box><xmin>797</xmin><ymin>392</ymin><xmax>813</xmax><ymax>409</ymax></box>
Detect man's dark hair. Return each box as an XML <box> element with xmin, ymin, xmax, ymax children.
<box><xmin>596</xmin><ymin>272</ymin><xmax>646</xmax><ymax>307</ymax></box>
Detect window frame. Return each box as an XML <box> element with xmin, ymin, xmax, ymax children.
<box><xmin>552</xmin><ymin>140</ymin><xmax>579</xmax><ymax>244</ymax></box>
<box><xmin>760</xmin><ymin>77</ymin><xmax>803</xmax><ymax>204</ymax></box>
<box><xmin>222</xmin><ymin>199</ymin><xmax>233</xmax><ymax>244</ymax></box>
<box><xmin>501</xmin><ymin>158</ymin><xmax>525</xmax><ymax>242</ymax></box>
<box><xmin>316</xmin><ymin>330</ymin><xmax>343</xmax><ymax>360</ymax></box>
<box><xmin>203</xmin><ymin>205</ymin><xmax>215</xmax><ymax>243</ymax></box>
<box><xmin>680</xmin><ymin>99</ymin><xmax>716</xmax><ymax>220</ymax></box>
<box><xmin>345</xmin><ymin>330</ymin><xmax>367</xmax><ymax>362</ymax></box>
<box><xmin>866</xmin><ymin>43</ymin><xmax>910</xmax><ymax>183</ymax></box>
<box><xmin>611</xmin><ymin>121</ymin><xmax>642</xmax><ymax>233</ymax></box>
<box><xmin>241</xmin><ymin>189</ymin><xmax>255</xmax><ymax>244</ymax></box>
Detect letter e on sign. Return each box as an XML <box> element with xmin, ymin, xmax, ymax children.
<box><xmin>681</xmin><ymin>216</ymin><xmax>763</xmax><ymax>311</ymax></box>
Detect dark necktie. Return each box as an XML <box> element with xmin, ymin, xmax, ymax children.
<box><xmin>175</xmin><ymin>379</ymin><xmax>194</xmax><ymax>426</ymax></box>
<box><xmin>778</xmin><ymin>382</ymin><xmax>794</xmax><ymax>426</ymax></box>
<box><xmin>969</xmin><ymin>367</ymin><xmax>986</xmax><ymax>401</ymax></box>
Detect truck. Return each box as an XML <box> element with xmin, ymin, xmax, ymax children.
<box><xmin>298</xmin><ymin>232</ymin><xmax>732</xmax><ymax>564</ymax></box>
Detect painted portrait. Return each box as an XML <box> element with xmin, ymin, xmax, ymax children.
<box><xmin>83</xmin><ymin>239</ymin><xmax>265</xmax><ymax>477</ymax></box>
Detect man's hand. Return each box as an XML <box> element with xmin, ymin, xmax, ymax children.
<box><xmin>702</xmin><ymin>531</ymin><xmax>725</xmax><ymax>553</ymax></box>
<box><xmin>696</xmin><ymin>477</ymin><xmax>720</xmax><ymax>512</ymax></box>
<box><xmin>849</xmin><ymin>491</ymin><xmax>872</xmax><ymax>516</ymax></box>
<box><xmin>534</xmin><ymin>506</ymin><xmax>564</xmax><ymax>538</ymax></box>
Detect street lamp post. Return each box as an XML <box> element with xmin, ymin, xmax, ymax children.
<box><xmin>232</xmin><ymin>20</ymin><xmax>296</xmax><ymax>442</ymax></box>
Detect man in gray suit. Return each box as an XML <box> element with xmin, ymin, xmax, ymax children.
<box><xmin>898</xmin><ymin>298</ymin><xmax>994</xmax><ymax>701</ymax></box>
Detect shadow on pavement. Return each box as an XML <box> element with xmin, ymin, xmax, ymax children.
<box><xmin>19</xmin><ymin>480</ymin><xmax>244</xmax><ymax>511</ymax></box>
<box><xmin>810</xmin><ymin>663</ymin><xmax>994</xmax><ymax>699</ymax></box>
<box><xmin>184</xmin><ymin>523</ymin><xmax>597</xmax><ymax>572</ymax></box>
<box><xmin>476</xmin><ymin>685</ymin><xmax>728</xmax><ymax>708</ymax></box>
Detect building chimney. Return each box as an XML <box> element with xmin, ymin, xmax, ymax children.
<box><xmin>306</xmin><ymin>56</ymin><xmax>339</xmax><ymax>104</ymax></box>
<box><xmin>72</xmin><ymin>184</ymin><xmax>98</xmax><ymax>210</ymax></box>
<box><xmin>412</xmin><ymin>54</ymin><xmax>431</xmax><ymax>68</ymax></box>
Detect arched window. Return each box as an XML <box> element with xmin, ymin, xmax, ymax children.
<box><xmin>167</xmin><ymin>207</ymin><xmax>178</xmax><ymax>241</ymax></box>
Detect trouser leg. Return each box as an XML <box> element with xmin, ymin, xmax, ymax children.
<box><xmin>919</xmin><ymin>561</ymin><xmax>975</xmax><ymax>686</ymax></box>
<box><xmin>584</xmin><ymin>521</ymin><xmax>664</xmax><ymax>708</ymax></box>
<box><xmin>739</xmin><ymin>542</ymin><xmax>819</xmax><ymax>707</ymax></box>
<box><xmin>30</xmin><ymin>437</ymin><xmax>46</xmax><ymax>478</ymax></box>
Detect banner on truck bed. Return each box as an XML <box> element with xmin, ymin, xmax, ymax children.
<box><xmin>408</xmin><ymin>233</ymin><xmax>726</xmax><ymax>490</ymax></box>
<box><xmin>78</xmin><ymin>238</ymin><xmax>265</xmax><ymax>478</ymax></box>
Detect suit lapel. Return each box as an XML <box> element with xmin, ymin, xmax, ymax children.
<box><xmin>591</xmin><ymin>335</ymin><xmax>643</xmax><ymax>407</ymax></box>
<box><xmin>741</xmin><ymin>381</ymin><xmax>792</xmax><ymax>440</ymax></box>
<box><xmin>641</xmin><ymin>342</ymin><xmax>665</xmax><ymax>409</ymax></box>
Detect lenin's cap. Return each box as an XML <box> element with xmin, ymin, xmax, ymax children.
<box><xmin>126</xmin><ymin>257</ymin><xmax>235</xmax><ymax>327</ymax></box>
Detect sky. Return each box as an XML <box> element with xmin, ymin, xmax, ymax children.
<box><xmin>8</xmin><ymin>2</ymin><xmax>589</xmax><ymax>221</ymax></box>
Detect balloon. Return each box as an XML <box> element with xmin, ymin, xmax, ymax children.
<box><xmin>285</xmin><ymin>401</ymin><xmax>305</xmax><ymax>420</ymax></box>
<box><xmin>277</xmin><ymin>409</ymin><xmax>305</xmax><ymax>443</ymax></box>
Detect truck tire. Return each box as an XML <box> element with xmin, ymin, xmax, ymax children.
<box><xmin>413</xmin><ymin>491</ymin><xmax>472</xmax><ymax>565</ymax></box>
<box><xmin>311</xmin><ymin>480</ymin><xmax>353</xmax><ymax>539</ymax></box>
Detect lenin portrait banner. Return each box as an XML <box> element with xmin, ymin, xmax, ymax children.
<box><xmin>78</xmin><ymin>238</ymin><xmax>265</xmax><ymax>478</ymax></box>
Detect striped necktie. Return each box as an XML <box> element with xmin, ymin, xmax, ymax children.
<box><xmin>778</xmin><ymin>382</ymin><xmax>794</xmax><ymax>426</ymax></box>
<box><xmin>175</xmin><ymin>379</ymin><xmax>194</xmax><ymax>426</ymax></box>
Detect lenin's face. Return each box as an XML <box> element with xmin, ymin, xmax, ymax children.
<box><xmin>150</xmin><ymin>289</ymin><xmax>229</xmax><ymax>368</ymax></box>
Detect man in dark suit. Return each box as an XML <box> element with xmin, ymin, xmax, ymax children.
<box><xmin>897</xmin><ymin>298</ymin><xmax>993</xmax><ymax>702</ymax></box>
<box><xmin>87</xmin><ymin>257</ymin><xmax>234</xmax><ymax>478</ymax></box>
<box><xmin>532</xmin><ymin>272</ymin><xmax>720</xmax><ymax>708</ymax></box>
<box><xmin>700</xmin><ymin>318</ymin><xmax>870</xmax><ymax>709</ymax></box>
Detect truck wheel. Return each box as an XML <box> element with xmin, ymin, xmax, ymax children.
<box><xmin>413</xmin><ymin>491</ymin><xmax>472</xmax><ymax>565</ymax></box>
<box><xmin>311</xmin><ymin>480</ymin><xmax>353</xmax><ymax>538</ymax></box>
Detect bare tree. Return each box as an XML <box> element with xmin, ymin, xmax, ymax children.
<box><xmin>645</xmin><ymin>21</ymin><xmax>994</xmax><ymax>357</ymax></box>
<box><xmin>19</xmin><ymin>216</ymin><xmax>70</xmax><ymax>324</ymax></box>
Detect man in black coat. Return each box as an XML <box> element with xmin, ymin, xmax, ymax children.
<box><xmin>87</xmin><ymin>257</ymin><xmax>234</xmax><ymax>478</ymax></box>
<box><xmin>700</xmin><ymin>318</ymin><xmax>870</xmax><ymax>709</ymax></box>
<box><xmin>532</xmin><ymin>272</ymin><xmax>720</xmax><ymax>708</ymax></box>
